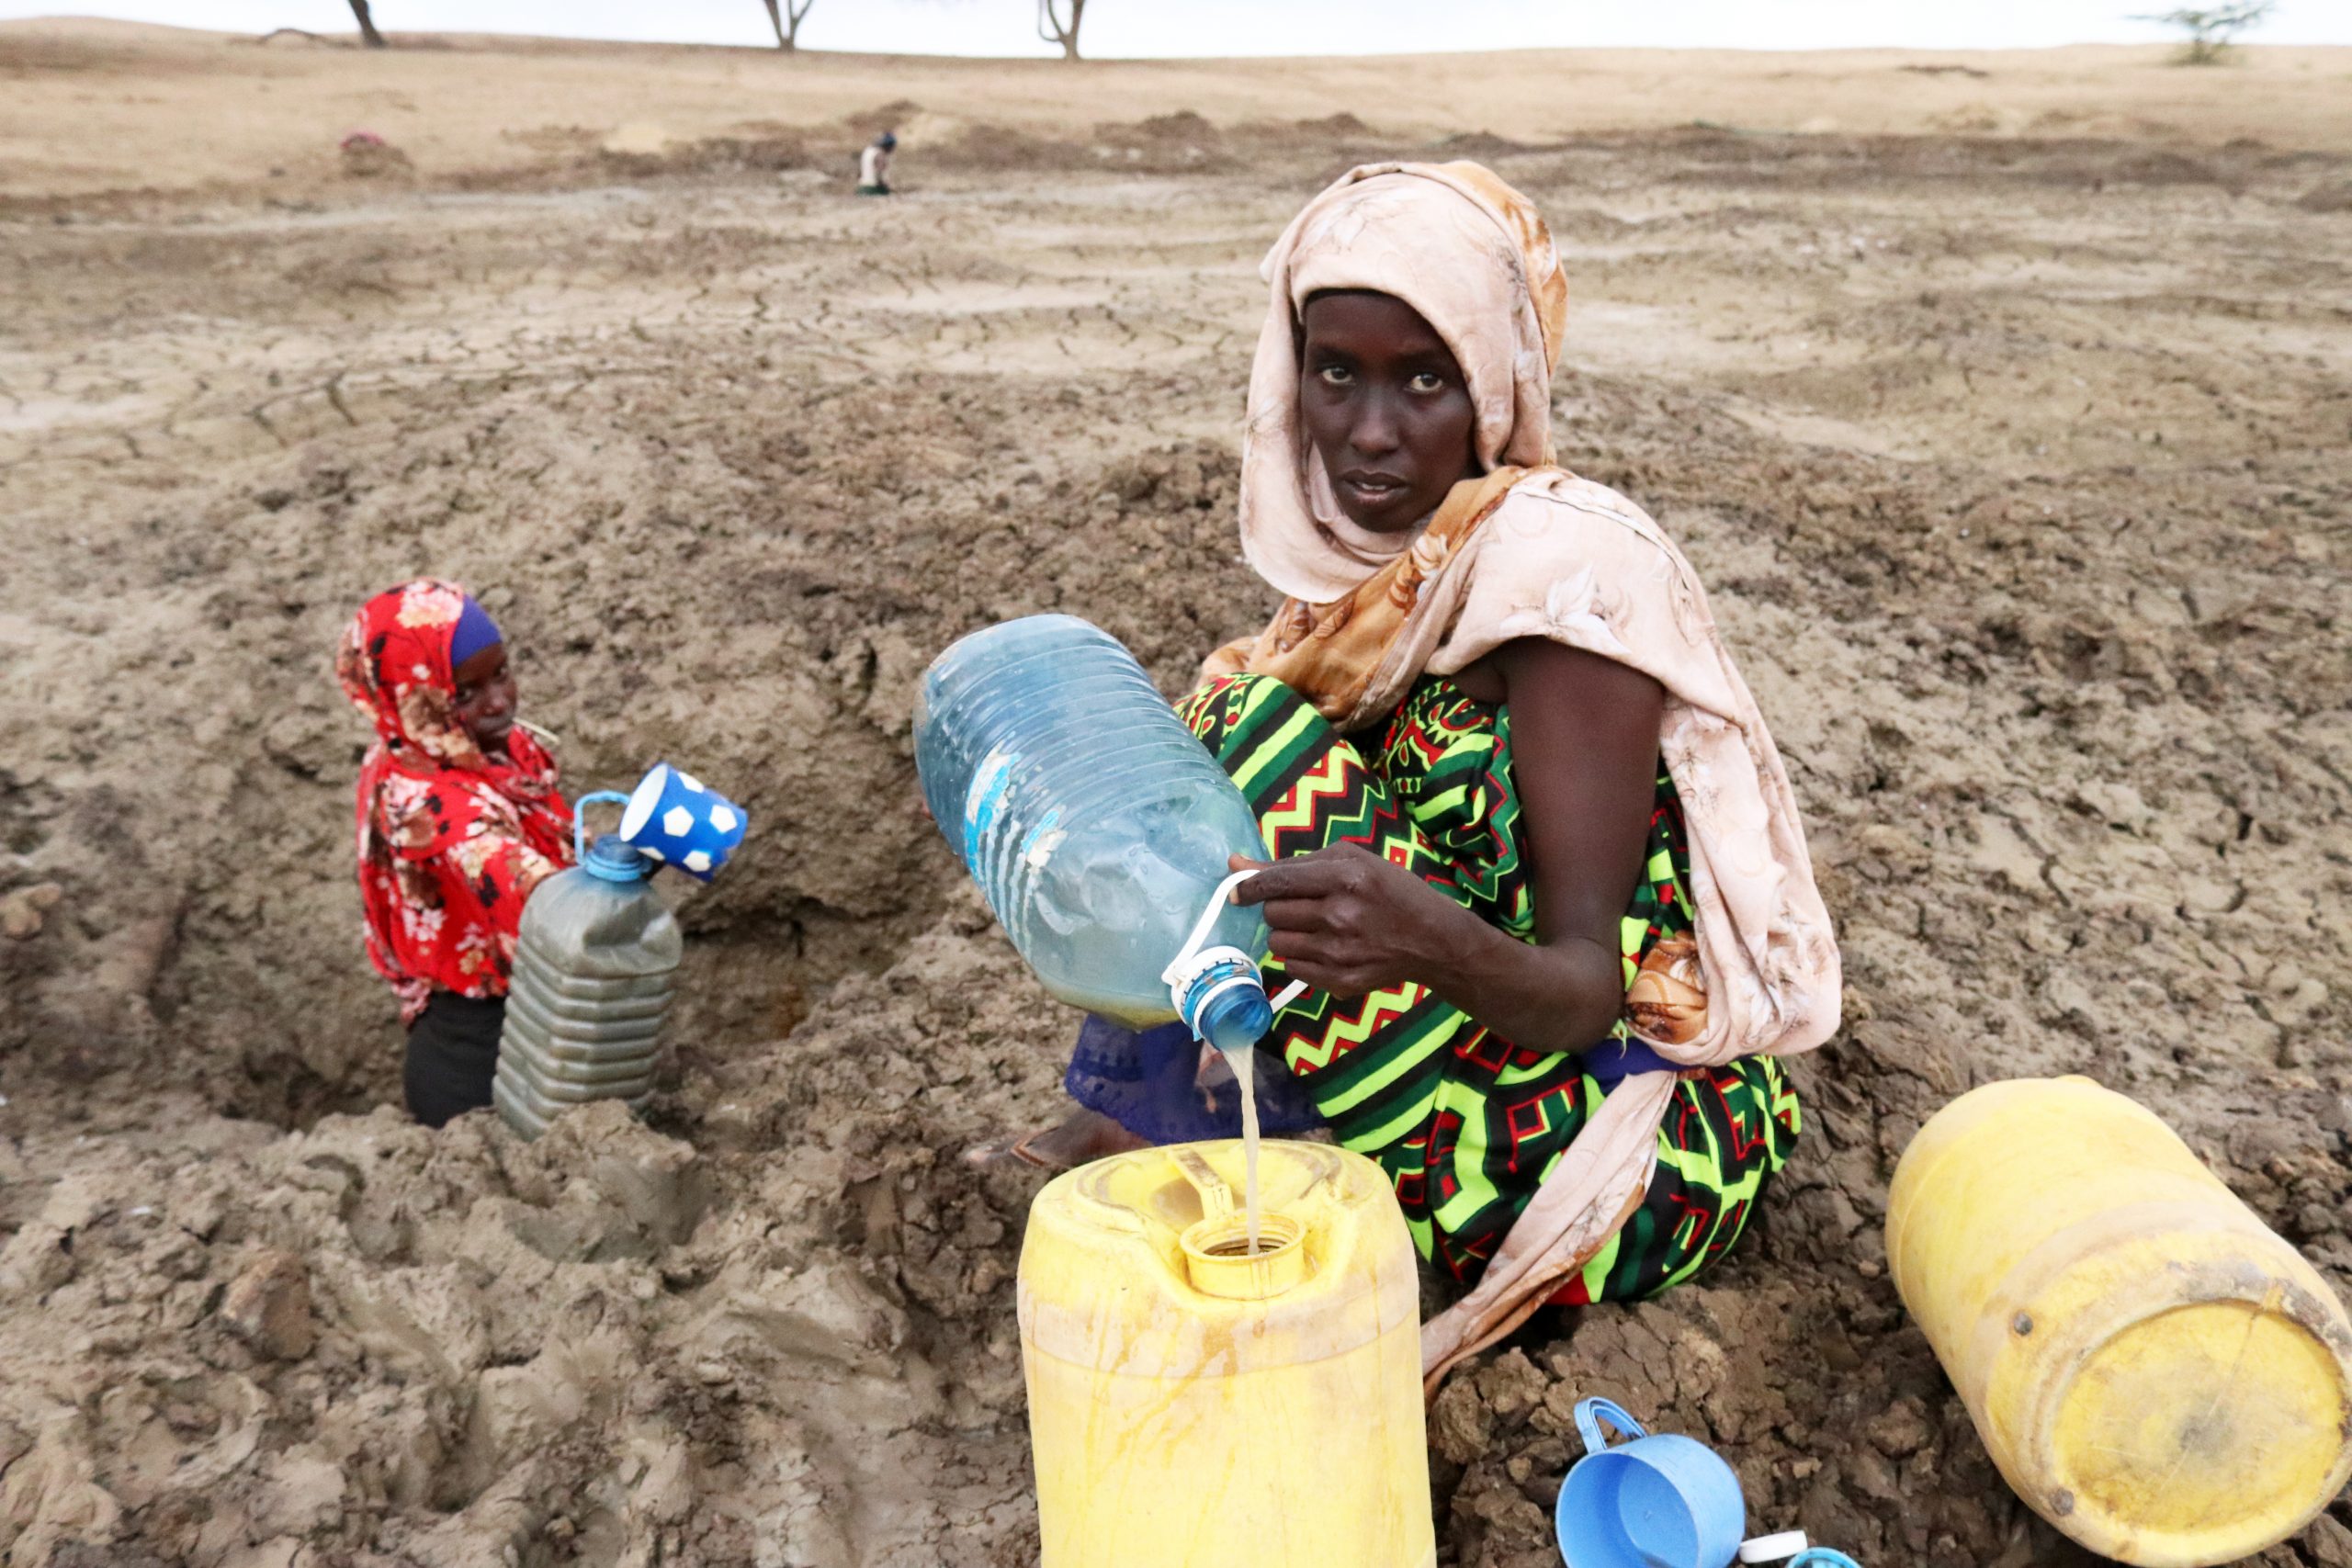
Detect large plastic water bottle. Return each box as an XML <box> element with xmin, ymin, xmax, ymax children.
<box><xmin>913</xmin><ymin>615</ymin><xmax>1279</xmax><ymax>1052</ymax></box>
<box><xmin>493</xmin><ymin>791</ymin><xmax>684</xmax><ymax>1140</ymax></box>
<box><xmin>494</xmin><ymin>769</ymin><xmax>748</xmax><ymax>1140</ymax></box>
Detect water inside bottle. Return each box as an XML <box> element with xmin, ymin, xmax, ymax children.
<box><xmin>1222</xmin><ymin>1043</ymin><xmax>1263</xmax><ymax>1258</ymax></box>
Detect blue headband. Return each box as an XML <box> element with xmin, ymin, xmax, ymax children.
<box><xmin>448</xmin><ymin>595</ymin><xmax>503</xmax><ymax>670</ymax></box>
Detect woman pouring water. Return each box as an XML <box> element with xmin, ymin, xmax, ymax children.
<box><xmin>981</xmin><ymin>162</ymin><xmax>1841</xmax><ymax>1384</ymax></box>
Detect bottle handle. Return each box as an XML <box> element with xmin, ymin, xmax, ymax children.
<box><xmin>1574</xmin><ymin>1397</ymin><xmax>1647</xmax><ymax>1458</ymax></box>
<box><xmin>1163</xmin><ymin>868</ymin><xmax>1261</xmax><ymax>987</ymax></box>
<box><xmin>1162</xmin><ymin>867</ymin><xmax>1310</xmax><ymax>1017</ymax></box>
<box><xmin>1170</xmin><ymin>1146</ymin><xmax>1236</xmax><ymax>1221</ymax></box>
<box><xmin>571</xmin><ymin>790</ymin><xmax>633</xmax><ymax>866</ymax></box>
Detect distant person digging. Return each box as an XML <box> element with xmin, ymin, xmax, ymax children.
<box><xmin>856</xmin><ymin>131</ymin><xmax>897</xmax><ymax>196</ymax></box>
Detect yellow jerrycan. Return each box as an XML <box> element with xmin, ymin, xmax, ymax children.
<box><xmin>1886</xmin><ymin>1076</ymin><xmax>2352</xmax><ymax>1566</ymax></box>
<box><xmin>1018</xmin><ymin>1138</ymin><xmax>1435</xmax><ymax>1568</ymax></box>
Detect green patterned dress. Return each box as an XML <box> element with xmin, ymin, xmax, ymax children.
<box><xmin>1177</xmin><ymin>671</ymin><xmax>1799</xmax><ymax>1302</ymax></box>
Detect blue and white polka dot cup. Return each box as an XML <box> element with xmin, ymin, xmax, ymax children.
<box><xmin>617</xmin><ymin>762</ymin><xmax>749</xmax><ymax>881</ymax></box>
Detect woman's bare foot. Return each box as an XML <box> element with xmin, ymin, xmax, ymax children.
<box><xmin>964</xmin><ymin>1108</ymin><xmax>1148</xmax><ymax>1174</ymax></box>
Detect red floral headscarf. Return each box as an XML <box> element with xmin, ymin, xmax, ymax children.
<box><xmin>335</xmin><ymin>579</ymin><xmax>572</xmax><ymax>1022</ymax></box>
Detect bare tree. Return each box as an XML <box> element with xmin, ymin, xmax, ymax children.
<box><xmin>1038</xmin><ymin>0</ymin><xmax>1086</xmax><ymax>62</ymax></box>
<box><xmin>2132</xmin><ymin>2</ymin><xmax>2274</xmax><ymax>63</ymax></box>
<box><xmin>761</xmin><ymin>0</ymin><xmax>815</xmax><ymax>51</ymax></box>
<box><xmin>347</xmin><ymin>0</ymin><xmax>386</xmax><ymax>48</ymax></box>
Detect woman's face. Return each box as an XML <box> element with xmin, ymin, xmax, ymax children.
<box><xmin>451</xmin><ymin>642</ymin><xmax>518</xmax><ymax>750</ymax></box>
<box><xmin>1298</xmin><ymin>290</ymin><xmax>1479</xmax><ymax>535</ymax></box>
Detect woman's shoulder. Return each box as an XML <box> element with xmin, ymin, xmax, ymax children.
<box><xmin>1498</xmin><ymin>470</ymin><xmax>1677</xmax><ymax>552</ymax></box>
<box><xmin>1488</xmin><ymin>470</ymin><xmax>1706</xmax><ymax>588</ymax></box>
<box><xmin>1465</xmin><ymin>469</ymin><xmax>1721</xmax><ymax>659</ymax></box>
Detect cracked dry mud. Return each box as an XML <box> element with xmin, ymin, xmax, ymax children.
<box><xmin>3</xmin><ymin>26</ymin><xmax>2350</xmax><ymax>1568</ymax></box>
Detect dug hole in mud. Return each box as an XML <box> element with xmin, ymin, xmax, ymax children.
<box><xmin>3</xmin><ymin>102</ymin><xmax>2350</xmax><ymax>1568</ymax></box>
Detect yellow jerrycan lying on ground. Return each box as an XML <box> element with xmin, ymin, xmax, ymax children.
<box><xmin>1018</xmin><ymin>1138</ymin><xmax>1436</xmax><ymax>1568</ymax></box>
<box><xmin>1887</xmin><ymin>1076</ymin><xmax>2352</xmax><ymax>1566</ymax></box>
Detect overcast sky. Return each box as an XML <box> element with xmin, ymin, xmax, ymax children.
<box><xmin>9</xmin><ymin>0</ymin><xmax>2350</xmax><ymax>56</ymax></box>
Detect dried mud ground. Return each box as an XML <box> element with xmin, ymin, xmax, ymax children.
<box><xmin>4</xmin><ymin>97</ymin><xmax>2352</xmax><ymax>1568</ymax></box>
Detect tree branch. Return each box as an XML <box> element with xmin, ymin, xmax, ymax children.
<box><xmin>1036</xmin><ymin>0</ymin><xmax>1083</xmax><ymax>60</ymax></box>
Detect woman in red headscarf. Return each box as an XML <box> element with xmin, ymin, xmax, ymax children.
<box><xmin>335</xmin><ymin>579</ymin><xmax>573</xmax><ymax>1127</ymax></box>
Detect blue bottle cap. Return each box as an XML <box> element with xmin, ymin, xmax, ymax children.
<box><xmin>1186</xmin><ymin>964</ymin><xmax>1274</xmax><ymax>1054</ymax></box>
<box><xmin>581</xmin><ymin>832</ymin><xmax>650</xmax><ymax>883</ymax></box>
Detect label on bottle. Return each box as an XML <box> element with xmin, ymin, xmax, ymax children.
<box><xmin>1020</xmin><ymin>807</ymin><xmax>1065</xmax><ymax>871</ymax></box>
<box><xmin>962</xmin><ymin>750</ymin><xmax>1016</xmax><ymax>870</ymax></box>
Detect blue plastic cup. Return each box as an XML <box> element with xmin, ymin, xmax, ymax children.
<box><xmin>1787</xmin><ymin>1553</ymin><xmax>1860</xmax><ymax>1568</ymax></box>
<box><xmin>1556</xmin><ymin>1398</ymin><xmax>1746</xmax><ymax>1568</ymax></box>
<box><xmin>617</xmin><ymin>762</ymin><xmax>749</xmax><ymax>881</ymax></box>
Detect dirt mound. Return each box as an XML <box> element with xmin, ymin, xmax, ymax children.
<box><xmin>1105</xmin><ymin>109</ymin><xmax>1221</xmax><ymax>146</ymax></box>
<box><xmin>2299</xmin><ymin>178</ymin><xmax>2352</xmax><ymax>211</ymax></box>
<box><xmin>338</xmin><ymin>134</ymin><xmax>413</xmax><ymax>180</ymax></box>
<box><xmin>595</xmin><ymin>130</ymin><xmax>814</xmax><ymax>180</ymax></box>
<box><xmin>1087</xmin><ymin>110</ymin><xmax>1235</xmax><ymax>173</ymax></box>
<box><xmin>1293</xmin><ymin>111</ymin><xmax>1372</xmax><ymax>137</ymax></box>
<box><xmin>841</xmin><ymin>99</ymin><xmax>924</xmax><ymax>141</ymax></box>
<box><xmin>0</xmin><ymin>913</ymin><xmax>1048</xmax><ymax>1566</ymax></box>
<box><xmin>1428</xmin><ymin>130</ymin><xmax>1550</xmax><ymax>162</ymax></box>
<box><xmin>922</xmin><ymin>120</ymin><xmax>1099</xmax><ymax>174</ymax></box>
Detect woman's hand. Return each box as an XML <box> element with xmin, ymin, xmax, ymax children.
<box><xmin>1224</xmin><ymin>639</ymin><xmax>1668</xmax><ymax>1053</ymax></box>
<box><xmin>1227</xmin><ymin>844</ymin><xmax>1470</xmax><ymax>998</ymax></box>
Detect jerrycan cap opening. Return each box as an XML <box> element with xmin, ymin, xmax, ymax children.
<box><xmin>1168</xmin><ymin>1146</ymin><xmax>1309</xmax><ymax>1301</ymax></box>
<box><xmin>1182</xmin><ymin>1213</ymin><xmax>1307</xmax><ymax>1300</ymax></box>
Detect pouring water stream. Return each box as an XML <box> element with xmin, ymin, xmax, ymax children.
<box><xmin>1223</xmin><ymin>1044</ymin><xmax>1264</xmax><ymax>1258</ymax></box>
<box><xmin>1169</xmin><ymin>868</ymin><xmax>1307</xmax><ymax>1261</ymax></box>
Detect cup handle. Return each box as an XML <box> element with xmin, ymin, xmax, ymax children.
<box><xmin>1574</xmin><ymin>1397</ymin><xmax>1647</xmax><ymax>1458</ymax></box>
<box><xmin>571</xmin><ymin>790</ymin><xmax>632</xmax><ymax>865</ymax></box>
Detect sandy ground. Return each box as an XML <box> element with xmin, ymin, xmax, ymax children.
<box><xmin>3</xmin><ymin>17</ymin><xmax>2352</xmax><ymax>1568</ymax></box>
<box><xmin>6</xmin><ymin>19</ymin><xmax>2352</xmax><ymax>202</ymax></box>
